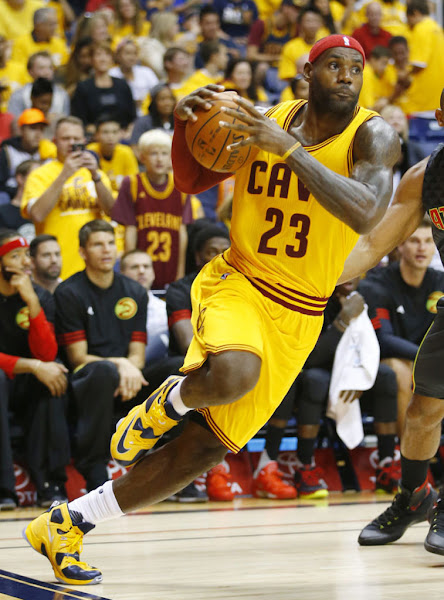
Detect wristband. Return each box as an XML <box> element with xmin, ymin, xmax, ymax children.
<box><xmin>282</xmin><ymin>141</ymin><xmax>301</xmax><ymax>161</ymax></box>
<box><xmin>92</xmin><ymin>173</ymin><xmax>102</xmax><ymax>183</ymax></box>
<box><xmin>335</xmin><ymin>318</ymin><xmax>349</xmax><ymax>331</ymax></box>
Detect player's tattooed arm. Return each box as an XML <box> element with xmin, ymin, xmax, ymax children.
<box><xmin>222</xmin><ymin>97</ymin><xmax>401</xmax><ymax>234</ymax></box>
<box><xmin>338</xmin><ymin>158</ymin><xmax>427</xmax><ymax>283</ymax></box>
<box><xmin>283</xmin><ymin>117</ymin><xmax>401</xmax><ymax>234</ymax></box>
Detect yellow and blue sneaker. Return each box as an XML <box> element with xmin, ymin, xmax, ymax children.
<box><xmin>23</xmin><ymin>501</ymin><xmax>102</xmax><ymax>585</ymax></box>
<box><xmin>111</xmin><ymin>375</ymin><xmax>184</xmax><ymax>467</ymax></box>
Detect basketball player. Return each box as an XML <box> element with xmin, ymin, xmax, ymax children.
<box><xmin>335</xmin><ymin>89</ymin><xmax>444</xmax><ymax>554</ymax></box>
<box><xmin>23</xmin><ymin>35</ymin><xmax>401</xmax><ymax>585</ymax></box>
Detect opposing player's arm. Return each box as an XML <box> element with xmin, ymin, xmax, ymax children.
<box><xmin>221</xmin><ymin>99</ymin><xmax>400</xmax><ymax>233</ymax></box>
<box><xmin>338</xmin><ymin>159</ymin><xmax>427</xmax><ymax>283</ymax></box>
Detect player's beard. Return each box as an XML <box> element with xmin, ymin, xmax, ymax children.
<box><xmin>311</xmin><ymin>78</ymin><xmax>358</xmax><ymax>117</ymax></box>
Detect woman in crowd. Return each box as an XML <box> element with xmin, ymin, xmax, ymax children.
<box><xmin>138</xmin><ymin>11</ymin><xmax>180</xmax><ymax>78</ymax></box>
<box><xmin>0</xmin><ymin>35</ymin><xmax>28</xmax><ymax>108</ymax></box>
<box><xmin>109</xmin><ymin>0</ymin><xmax>151</xmax><ymax>48</ymax></box>
<box><xmin>71</xmin><ymin>10</ymin><xmax>111</xmax><ymax>48</ymax></box>
<box><xmin>109</xmin><ymin>38</ymin><xmax>158</xmax><ymax>115</ymax></box>
<box><xmin>56</xmin><ymin>37</ymin><xmax>93</xmax><ymax>97</ymax></box>
<box><xmin>222</xmin><ymin>58</ymin><xmax>268</xmax><ymax>105</ymax></box>
<box><xmin>309</xmin><ymin>0</ymin><xmax>338</xmax><ymax>35</ymax></box>
<box><xmin>71</xmin><ymin>41</ymin><xmax>136</xmax><ymax>136</ymax></box>
<box><xmin>130</xmin><ymin>82</ymin><xmax>175</xmax><ymax>151</ymax></box>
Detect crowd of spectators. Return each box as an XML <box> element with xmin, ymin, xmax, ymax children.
<box><xmin>0</xmin><ymin>0</ymin><xmax>444</xmax><ymax>507</ymax></box>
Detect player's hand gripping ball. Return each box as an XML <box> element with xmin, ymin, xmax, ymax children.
<box><xmin>185</xmin><ymin>92</ymin><xmax>258</xmax><ymax>173</ymax></box>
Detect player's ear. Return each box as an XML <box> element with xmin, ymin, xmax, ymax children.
<box><xmin>435</xmin><ymin>108</ymin><xmax>444</xmax><ymax>127</ymax></box>
<box><xmin>303</xmin><ymin>62</ymin><xmax>313</xmax><ymax>83</ymax></box>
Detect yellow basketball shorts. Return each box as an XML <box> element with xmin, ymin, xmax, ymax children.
<box><xmin>181</xmin><ymin>254</ymin><xmax>323</xmax><ymax>453</ymax></box>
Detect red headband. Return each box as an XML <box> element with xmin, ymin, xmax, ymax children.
<box><xmin>0</xmin><ymin>237</ymin><xmax>29</xmax><ymax>257</ymax></box>
<box><xmin>309</xmin><ymin>35</ymin><xmax>365</xmax><ymax>68</ymax></box>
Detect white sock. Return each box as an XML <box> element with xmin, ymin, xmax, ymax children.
<box><xmin>254</xmin><ymin>449</ymin><xmax>273</xmax><ymax>478</ymax></box>
<box><xmin>168</xmin><ymin>379</ymin><xmax>191</xmax><ymax>416</ymax></box>
<box><xmin>68</xmin><ymin>480</ymin><xmax>124</xmax><ymax>525</ymax></box>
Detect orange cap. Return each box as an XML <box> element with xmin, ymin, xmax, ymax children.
<box><xmin>17</xmin><ymin>108</ymin><xmax>48</xmax><ymax>127</ymax></box>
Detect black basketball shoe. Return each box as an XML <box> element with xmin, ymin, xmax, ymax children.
<box><xmin>358</xmin><ymin>481</ymin><xmax>437</xmax><ymax>546</ymax></box>
<box><xmin>424</xmin><ymin>493</ymin><xmax>444</xmax><ymax>555</ymax></box>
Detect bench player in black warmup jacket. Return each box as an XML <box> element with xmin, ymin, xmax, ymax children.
<box><xmin>0</xmin><ymin>229</ymin><xmax>69</xmax><ymax>508</ymax></box>
<box><xmin>340</xmin><ymin>89</ymin><xmax>444</xmax><ymax>554</ymax></box>
<box><xmin>54</xmin><ymin>219</ymin><xmax>148</xmax><ymax>491</ymax></box>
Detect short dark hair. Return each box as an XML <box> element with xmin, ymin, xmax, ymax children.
<box><xmin>31</xmin><ymin>77</ymin><xmax>53</xmax><ymax>98</ymax></box>
<box><xmin>298</xmin><ymin>7</ymin><xmax>322</xmax><ymax>24</ymax></box>
<box><xmin>370</xmin><ymin>45</ymin><xmax>391</xmax><ymax>60</ymax></box>
<box><xmin>389</xmin><ymin>35</ymin><xmax>408</xmax><ymax>48</ymax></box>
<box><xmin>15</xmin><ymin>159</ymin><xmax>39</xmax><ymax>178</ymax></box>
<box><xmin>406</xmin><ymin>0</ymin><xmax>429</xmax><ymax>15</ymax></box>
<box><xmin>55</xmin><ymin>115</ymin><xmax>84</xmax><ymax>134</ymax></box>
<box><xmin>0</xmin><ymin>228</ymin><xmax>20</xmax><ymax>247</ymax></box>
<box><xmin>163</xmin><ymin>46</ymin><xmax>189</xmax><ymax>68</ymax></box>
<box><xmin>120</xmin><ymin>249</ymin><xmax>150</xmax><ymax>271</ymax></box>
<box><xmin>200</xmin><ymin>40</ymin><xmax>221</xmax><ymax>65</ymax></box>
<box><xmin>194</xmin><ymin>225</ymin><xmax>230</xmax><ymax>254</ymax></box>
<box><xmin>95</xmin><ymin>113</ymin><xmax>121</xmax><ymax>130</ymax></box>
<box><xmin>29</xmin><ymin>234</ymin><xmax>58</xmax><ymax>257</ymax></box>
<box><xmin>199</xmin><ymin>5</ymin><xmax>219</xmax><ymax>20</ymax></box>
<box><xmin>290</xmin><ymin>74</ymin><xmax>306</xmax><ymax>96</ymax></box>
<box><xmin>78</xmin><ymin>219</ymin><xmax>114</xmax><ymax>247</ymax></box>
<box><xmin>419</xmin><ymin>215</ymin><xmax>432</xmax><ymax>228</ymax></box>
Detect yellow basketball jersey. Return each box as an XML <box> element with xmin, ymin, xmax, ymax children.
<box><xmin>226</xmin><ymin>100</ymin><xmax>378</xmax><ymax>314</ymax></box>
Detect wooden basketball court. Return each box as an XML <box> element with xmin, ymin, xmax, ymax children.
<box><xmin>0</xmin><ymin>493</ymin><xmax>443</xmax><ymax>600</ymax></box>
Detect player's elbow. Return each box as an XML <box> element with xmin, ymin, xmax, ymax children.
<box><xmin>349</xmin><ymin>199</ymin><xmax>384</xmax><ymax>234</ymax></box>
<box><xmin>173</xmin><ymin>174</ymin><xmax>201</xmax><ymax>195</ymax></box>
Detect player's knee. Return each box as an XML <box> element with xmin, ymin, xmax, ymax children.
<box><xmin>193</xmin><ymin>443</ymin><xmax>228</xmax><ymax>473</ymax></box>
<box><xmin>206</xmin><ymin>351</ymin><xmax>261</xmax><ymax>405</ymax></box>
<box><xmin>180</xmin><ymin>422</ymin><xmax>228</xmax><ymax>472</ymax></box>
<box><xmin>406</xmin><ymin>395</ymin><xmax>444</xmax><ymax>430</ymax></box>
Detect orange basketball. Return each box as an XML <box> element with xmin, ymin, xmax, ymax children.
<box><xmin>185</xmin><ymin>92</ymin><xmax>258</xmax><ymax>173</ymax></box>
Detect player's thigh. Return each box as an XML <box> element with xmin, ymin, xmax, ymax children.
<box><xmin>182</xmin><ymin>349</ymin><xmax>262</xmax><ymax>407</ymax></box>
<box><xmin>413</xmin><ymin>304</ymin><xmax>444</xmax><ymax>399</ymax></box>
<box><xmin>195</xmin><ymin>307</ymin><xmax>323</xmax><ymax>453</ymax></box>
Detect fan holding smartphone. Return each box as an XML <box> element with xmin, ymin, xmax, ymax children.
<box><xmin>20</xmin><ymin>116</ymin><xmax>115</xmax><ymax>279</ymax></box>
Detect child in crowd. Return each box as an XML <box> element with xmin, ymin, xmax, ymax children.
<box><xmin>111</xmin><ymin>129</ymin><xmax>193</xmax><ymax>289</ymax></box>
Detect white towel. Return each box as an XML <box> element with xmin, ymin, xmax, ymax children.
<box><xmin>326</xmin><ymin>307</ymin><xmax>380</xmax><ymax>449</ymax></box>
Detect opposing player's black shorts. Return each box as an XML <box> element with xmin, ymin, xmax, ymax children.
<box><xmin>413</xmin><ymin>296</ymin><xmax>444</xmax><ymax>399</ymax></box>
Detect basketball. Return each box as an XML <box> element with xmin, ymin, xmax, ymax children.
<box><xmin>185</xmin><ymin>92</ymin><xmax>258</xmax><ymax>173</ymax></box>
